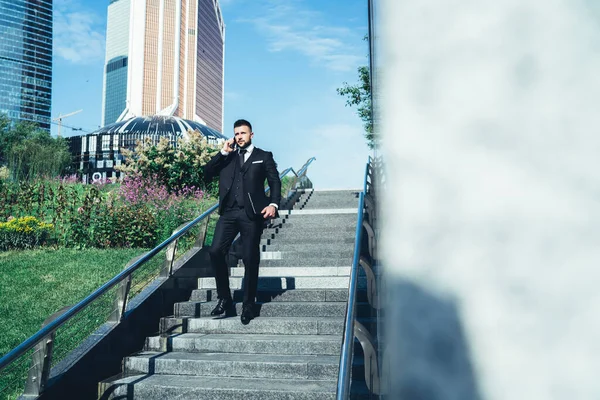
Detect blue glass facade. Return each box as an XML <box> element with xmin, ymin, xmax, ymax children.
<box><xmin>103</xmin><ymin>56</ymin><xmax>128</xmax><ymax>124</ymax></box>
<box><xmin>0</xmin><ymin>0</ymin><xmax>52</xmax><ymax>130</ymax></box>
<box><xmin>102</xmin><ymin>0</ymin><xmax>130</xmax><ymax>126</ymax></box>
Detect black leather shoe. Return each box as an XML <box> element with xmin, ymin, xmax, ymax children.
<box><xmin>240</xmin><ymin>303</ymin><xmax>255</xmax><ymax>325</ymax></box>
<box><xmin>211</xmin><ymin>298</ymin><xmax>233</xmax><ymax>316</ymax></box>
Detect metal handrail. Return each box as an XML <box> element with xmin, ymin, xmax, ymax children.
<box><xmin>337</xmin><ymin>156</ymin><xmax>380</xmax><ymax>398</ymax></box>
<box><xmin>337</xmin><ymin>191</ymin><xmax>365</xmax><ymax>398</ymax></box>
<box><xmin>0</xmin><ymin>156</ymin><xmax>316</xmax><ymax>374</ymax></box>
<box><xmin>296</xmin><ymin>157</ymin><xmax>316</xmax><ymax>177</ymax></box>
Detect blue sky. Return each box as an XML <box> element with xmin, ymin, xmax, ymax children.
<box><xmin>51</xmin><ymin>0</ymin><xmax>371</xmax><ymax>188</ymax></box>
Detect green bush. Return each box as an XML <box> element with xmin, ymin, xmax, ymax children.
<box><xmin>88</xmin><ymin>201</ymin><xmax>158</xmax><ymax>248</ymax></box>
<box><xmin>0</xmin><ymin>216</ymin><xmax>53</xmax><ymax>250</ymax></box>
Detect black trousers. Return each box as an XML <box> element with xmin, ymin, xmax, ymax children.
<box><xmin>208</xmin><ymin>207</ymin><xmax>264</xmax><ymax>305</ymax></box>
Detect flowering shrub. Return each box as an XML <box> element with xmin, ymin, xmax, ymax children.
<box><xmin>0</xmin><ymin>216</ymin><xmax>53</xmax><ymax>250</ymax></box>
<box><xmin>57</xmin><ymin>174</ymin><xmax>79</xmax><ymax>185</ymax></box>
<box><xmin>119</xmin><ymin>173</ymin><xmax>205</xmax><ymax>210</ymax></box>
<box><xmin>118</xmin><ymin>173</ymin><xmax>209</xmax><ymax>245</ymax></box>
<box><xmin>116</xmin><ymin>130</ymin><xmax>219</xmax><ymax>194</ymax></box>
<box><xmin>0</xmin><ymin>166</ymin><xmax>9</xmax><ymax>181</ymax></box>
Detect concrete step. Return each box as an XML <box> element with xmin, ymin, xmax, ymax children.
<box><xmin>173</xmin><ymin>301</ymin><xmax>350</xmax><ymax>318</ymax></box>
<box><xmin>171</xmin><ymin>267</ymin><xmax>213</xmax><ymax>277</ymax></box>
<box><xmin>261</xmin><ymin>231</ymin><xmax>355</xmax><ymax>243</ymax></box>
<box><xmin>282</xmin><ymin>208</ymin><xmax>358</xmax><ymax>216</ymax></box>
<box><xmin>159</xmin><ymin>316</ymin><xmax>379</xmax><ymax>337</ymax></box>
<box><xmin>258</xmin><ymin>250</ymin><xmax>354</xmax><ymax>260</ymax></box>
<box><xmin>268</xmin><ymin>219</ymin><xmax>357</xmax><ymax>230</ymax></box>
<box><xmin>299</xmin><ymin>193</ymin><xmax>360</xmax><ymax>209</ymax></box>
<box><xmin>261</xmin><ymin>241</ymin><xmax>352</xmax><ymax>252</ymax></box>
<box><xmin>197</xmin><ymin>276</ymin><xmax>365</xmax><ymax>290</ymax></box>
<box><xmin>261</xmin><ymin>236</ymin><xmax>355</xmax><ymax>246</ymax></box>
<box><xmin>301</xmin><ymin>189</ymin><xmax>360</xmax><ymax>196</ymax></box>
<box><xmin>302</xmin><ymin>189</ymin><xmax>360</xmax><ymax>196</ymax></box>
<box><xmin>145</xmin><ymin>333</ymin><xmax>343</xmax><ymax>356</ymax></box>
<box><xmin>162</xmin><ymin>276</ymin><xmax>203</xmax><ymax>290</ymax></box>
<box><xmin>160</xmin><ymin>316</ymin><xmax>346</xmax><ymax>335</ymax></box>
<box><xmin>190</xmin><ymin>288</ymin><xmax>367</xmax><ymax>303</ymax></box>
<box><xmin>254</xmin><ymin>258</ymin><xmax>352</xmax><ymax>267</ymax></box>
<box><xmin>100</xmin><ymin>374</ymin><xmax>339</xmax><ymax>400</ymax></box>
<box><xmin>300</xmin><ymin>203</ymin><xmax>359</xmax><ymax>211</ymax></box>
<box><xmin>263</xmin><ymin>225</ymin><xmax>355</xmax><ymax>235</ymax></box>
<box><xmin>124</xmin><ymin>352</ymin><xmax>340</xmax><ymax>380</ymax></box>
<box><xmin>230</xmin><ymin>266</ymin><xmax>351</xmax><ymax>277</ymax></box>
<box><xmin>270</xmin><ymin>213</ymin><xmax>358</xmax><ymax>225</ymax></box>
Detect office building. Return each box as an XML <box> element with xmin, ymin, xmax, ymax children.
<box><xmin>101</xmin><ymin>0</ymin><xmax>225</xmax><ymax>133</ymax></box>
<box><xmin>0</xmin><ymin>0</ymin><xmax>52</xmax><ymax>130</ymax></box>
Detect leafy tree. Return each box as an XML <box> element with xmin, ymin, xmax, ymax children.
<box><xmin>8</xmin><ymin>129</ymin><xmax>71</xmax><ymax>181</ymax></box>
<box><xmin>0</xmin><ymin>114</ymin><xmax>71</xmax><ymax>180</ymax></box>
<box><xmin>0</xmin><ymin>115</ymin><xmax>32</xmax><ymax>164</ymax></box>
<box><xmin>336</xmin><ymin>36</ymin><xmax>375</xmax><ymax>149</ymax></box>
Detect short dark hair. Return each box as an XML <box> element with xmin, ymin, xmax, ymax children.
<box><xmin>233</xmin><ymin>119</ymin><xmax>252</xmax><ymax>131</ymax></box>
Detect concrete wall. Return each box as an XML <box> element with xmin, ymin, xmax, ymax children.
<box><xmin>379</xmin><ymin>1</ymin><xmax>600</xmax><ymax>399</ymax></box>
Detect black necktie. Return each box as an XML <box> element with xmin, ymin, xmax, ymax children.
<box><xmin>239</xmin><ymin>149</ymin><xmax>247</xmax><ymax>167</ymax></box>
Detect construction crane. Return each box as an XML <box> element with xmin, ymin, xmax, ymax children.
<box><xmin>52</xmin><ymin>109</ymin><xmax>83</xmax><ymax>137</ymax></box>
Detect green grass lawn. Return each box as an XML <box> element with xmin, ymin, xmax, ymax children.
<box><xmin>0</xmin><ymin>248</ymin><xmax>150</xmax><ymax>399</ymax></box>
<box><xmin>0</xmin><ymin>248</ymin><xmax>150</xmax><ymax>357</ymax></box>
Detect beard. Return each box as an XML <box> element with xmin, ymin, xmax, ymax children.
<box><xmin>238</xmin><ymin>139</ymin><xmax>252</xmax><ymax>149</ymax></box>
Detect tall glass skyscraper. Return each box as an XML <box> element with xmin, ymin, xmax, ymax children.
<box><xmin>101</xmin><ymin>0</ymin><xmax>225</xmax><ymax>133</ymax></box>
<box><xmin>0</xmin><ymin>0</ymin><xmax>52</xmax><ymax>130</ymax></box>
<box><xmin>101</xmin><ymin>0</ymin><xmax>131</xmax><ymax>126</ymax></box>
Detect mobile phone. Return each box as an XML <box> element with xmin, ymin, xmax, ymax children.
<box><xmin>228</xmin><ymin>139</ymin><xmax>237</xmax><ymax>150</ymax></box>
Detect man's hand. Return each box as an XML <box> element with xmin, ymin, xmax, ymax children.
<box><xmin>221</xmin><ymin>138</ymin><xmax>235</xmax><ymax>154</ymax></box>
<box><xmin>261</xmin><ymin>205</ymin><xmax>276</xmax><ymax>219</ymax></box>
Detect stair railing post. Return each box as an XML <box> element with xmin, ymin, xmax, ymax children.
<box><xmin>359</xmin><ymin>256</ymin><xmax>380</xmax><ymax>309</ymax></box>
<box><xmin>363</xmin><ymin>219</ymin><xmax>376</xmax><ymax>260</ymax></box>
<box><xmin>161</xmin><ymin>222</ymin><xmax>190</xmax><ymax>277</ymax></box>
<box><xmin>23</xmin><ymin>306</ymin><xmax>71</xmax><ymax>396</ymax></box>
<box><xmin>110</xmin><ymin>255</ymin><xmax>144</xmax><ymax>323</ymax></box>
<box><xmin>195</xmin><ymin>213</ymin><xmax>212</xmax><ymax>248</ymax></box>
<box><xmin>354</xmin><ymin>320</ymin><xmax>386</xmax><ymax>395</ymax></box>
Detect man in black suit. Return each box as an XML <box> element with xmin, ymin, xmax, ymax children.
<box><xmin>204</xmin><ymin>119</ymin><xmax>281</xmax><ymax>324</ymax></box>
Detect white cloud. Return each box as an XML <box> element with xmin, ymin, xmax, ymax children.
<box><xmin>54</xmin><ymin>1</ymin><xmax>105</xmax><ymax>64</ymax></box>
<box><xmin>240</xmin><ymin>0</ymin><xmax>364</xmax><ymax>72</ymax></box>
<box><xmin>225</xmin><ymin>91</ymin><xmax>244</xmax><ymax>101</ymax></box>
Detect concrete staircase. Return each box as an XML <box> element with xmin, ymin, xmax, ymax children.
<box><xmin>98</xmin><ymin>189</ymin><xmax>375</xmax><ymax>399</ymax></box>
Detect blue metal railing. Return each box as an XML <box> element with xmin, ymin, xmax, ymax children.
<box><xmin>336</xmin><ymin>155</ymin><xmax>373</xmax><ymax>398</ymax></box>
<box><xmin>336</xmin><ymin>191</ymin><xmax>366</xmax><ymax>398</ymax></box>
<box><xmin>0</xmin><ymin>156</ymin><xmax>316</xmax><ymax>375</ymax></box>
<box><xmin>296</xmin><ymin>157</ymin><xmax>316</xmax><ymax>177</ymax></box>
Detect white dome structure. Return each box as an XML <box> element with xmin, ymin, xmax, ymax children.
<box><xmin>68</xmin><ymin>115</ymin><xmax>226</xmax><ymax>183</ymax></box>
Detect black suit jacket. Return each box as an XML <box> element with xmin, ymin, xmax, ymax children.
<box><xmin>204</xmin><ymin>147</ymin><xmax>282</xmax><ymax>219</ymax></box>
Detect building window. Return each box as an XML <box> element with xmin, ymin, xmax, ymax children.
<box><xmin>102</xmin><ymin>135</ymin><xmax>110</xmax><ymax>151</ymax></box>
<box><xmin>81</xmin><ymin>137</ymin><xmax>87</xmax><ymax>153</ymax></box>
<box><xmin>89</xmin><ymin>136</ymin><xmax>97</xmax><ymax>155</ymax></box>
<box><xmin>113</xmin><ymin>134</ymin><xmax>119</xmax><ymax>150</ymax></box>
